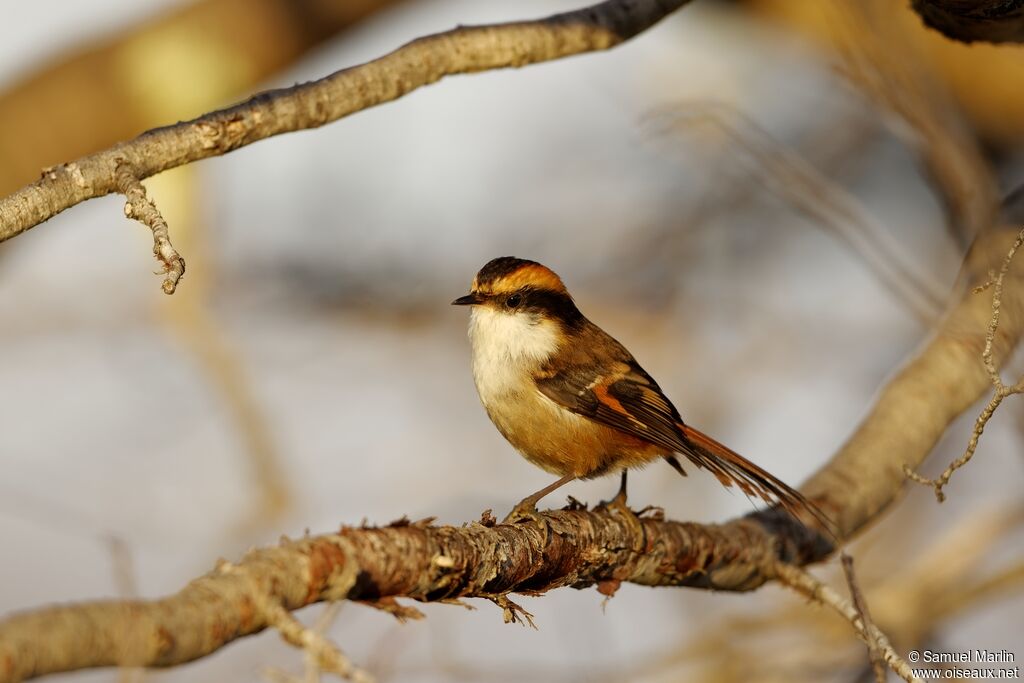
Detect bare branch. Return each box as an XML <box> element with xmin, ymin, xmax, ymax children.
<box><xmin>0</xmin><ymin>0</ymin><xmax>407</xmax><ymax>198</ymax></box>
<box><xmin>263</xmin><ymin>604</ymin><xmax>347</xmax><ymax>683</ymax></box>
<box><xmin>305</xmin><ymin>604</ymin><xmax>344</xmax><ymax>683</ymax></box>
<box><xmin>0</xmin><ymin>0</ymin><xmax>693</xmax><ymax>247</ymax></box>
<box><xmin>107</xmin><ymin>537</ymin><xmax>145</xmax><ymax>683</ymax></box>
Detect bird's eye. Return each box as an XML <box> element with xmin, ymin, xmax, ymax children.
<box><xmin>505</xmin><ymin>293</ymin><xmax>522</xmax><ymax>309</ymax></box>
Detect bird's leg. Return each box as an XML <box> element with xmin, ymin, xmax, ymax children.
<box><xmin>599</xmin><ymin>470</ymin><xmax>645</xmax><ymax>552</ymax></box>
<box><xmin>502</xmin><ymin>473</ymin><xmax>576</xmax><ymax>527</ymax></box>
<box><xmin>598</xmin><ymin>470</ymin><xmax>630</xmax><ymax>508</ymax></box>
<box><xmin>611</xmin><ymin>469</ymin><xmax>629</xmax><ymax>506</ymax></box>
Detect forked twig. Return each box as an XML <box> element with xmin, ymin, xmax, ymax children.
<box><xmin>904</xmin><ymin>227</ymin><xmax>1024</xmax><ymax>500</ymax></box>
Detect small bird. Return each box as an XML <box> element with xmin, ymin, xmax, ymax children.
<box><xmin>453</xmin><ymin>256</ymin><xmax>821</xmax><ymax>526</ymax></box>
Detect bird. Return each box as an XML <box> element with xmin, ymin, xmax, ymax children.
<box><xmin>452</xmin><ymin>256</ymin><xmax>825</xmax><ymax>529</ymax></box>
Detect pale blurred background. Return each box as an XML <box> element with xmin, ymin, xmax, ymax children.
<box><xmin>1</xmin><ymin>1</ymin><xmax>1022</xmax><ymax>681</ymax></box>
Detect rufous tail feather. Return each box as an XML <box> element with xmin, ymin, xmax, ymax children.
<box><xmin>674</xmin><ymin>423</ymin><xmax>835</xmax><ymax>535</ymax></box>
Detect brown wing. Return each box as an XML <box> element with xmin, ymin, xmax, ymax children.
<box><xmin>535</xmin><ymin>358</ymin><xmax>690</xmax><ymax>456</ymax></box>
<box><xmin>536</xmin><ymin>325</ymin><xmax>830</xmax><ymax>529</ymax></box>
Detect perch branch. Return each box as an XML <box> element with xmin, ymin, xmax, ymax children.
<box><xmin>0</xmin><ymin>0</ymin><xmax>693</xmax><ymax>250</ymax></box>
<box><xmin>0</xmin><ymin>510</ymin><xmax>821</xmax><ymax>682</ymax></box>
<box><xmin>2</xmin><ymin>225</ymin><xmax>1023</xmax><ymax>682</ymax></box>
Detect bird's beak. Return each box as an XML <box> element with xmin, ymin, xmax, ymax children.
<box><xmin>452</xmin><ymin>292</ymin><xmax>481</xmax><ymax>306</ymax></box>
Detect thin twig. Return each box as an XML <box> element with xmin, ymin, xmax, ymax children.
<box><xmin>263</xmin><ymin>601</ymin><xmax>373</xmax><ymax>683</ymax></box>
<box><xmin>113</xmin><ymin>162</ymin><xmax>185</xmax><ymax>294</ymax></box>
<box><xmin>841</xmin><ymin>554</ymin><xmax>887</xmax><ymax>683</ymax></box>
<box><xmin>145</xmin><ymin>168</ymin><xmax>291</xmax><ymax>524</ymax></box>
<box><xmin>774</xmin><ymin>561</ymin><xmax>922</xmax><ymax>683</ymax></box>
<box><xmin>264</xmin><ymin>667</ymin><xmax>304</xmax><ymax>683</ymax></box>
<box><xmin>904</xmin><ymin>227</ymin><xmax>1024</xmax><ymax>500</ymax></box>
<box><xmin>306</xmin><ymin>604</ymin><xmax>343</xmax><ymax>683</ymax></box>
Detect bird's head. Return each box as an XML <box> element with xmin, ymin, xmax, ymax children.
<box><xmin>453</xmin><ymin>257</ymin><xmax>582</xmax><ymax>361</ymax></box>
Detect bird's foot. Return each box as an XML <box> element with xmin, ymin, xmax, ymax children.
<box><xmin>486</xmin><ymin>593</ymin><xmax>537</xmax><ymax>629</ymax></box>
<box><xmin>501</xmin><ymin>499</ymin><xmax>550</xmax><ymax>544</ymax></box>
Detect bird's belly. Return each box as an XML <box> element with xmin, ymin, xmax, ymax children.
<box><xmin>467</xmin><ymin>311</ymin><xmax>663</xmax><ymax>477</ymax></box>
<box><xmin>475</xmin><ymin>375</ymin><xmax>661</xmax><ymax>478</ymax></box>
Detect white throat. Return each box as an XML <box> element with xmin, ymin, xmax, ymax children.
<box><xmin>467</xmin><ymin>306</ymin><xmax>559</xmax><ymax>405</ymax></box>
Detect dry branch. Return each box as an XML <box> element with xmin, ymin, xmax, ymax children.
<box><xmin>3</xmin><ymin>224</ymin><xmax>1023</xmax><ymax>681</ymax></box>
<box><xmin>0</xmin><ymin>0</ymin><xmax>693</xmax><ymax>249</ymax></box>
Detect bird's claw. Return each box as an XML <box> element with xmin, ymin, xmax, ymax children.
<box><xmin>501</xmin><ymin>500</ymin><xmax>550</xmax><ymax>544</ymax></box>
<box><xmin>487</xmin><ymin>594</ymin><xmax>537</xmax><ymax>629</ymax></box>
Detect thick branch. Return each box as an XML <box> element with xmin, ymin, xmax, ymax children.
<box><xmin>0</xmin><ymin>0</ymin><xmax>691</xmax><ymax>244</ymax></box>
<box><xmin>0</xmin><ymin>511</ymin><xmax>816</xmax><ymax>682</ymax></box>
<box><xmin>3</xmin><ymin>225</ymin><xmax>1023</xmax><ymax>681</ymax></box>
<box><xmin>911</xmin><ymin>0</ymin><xmax>1024</xmax><ymax>43</ymax></box>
